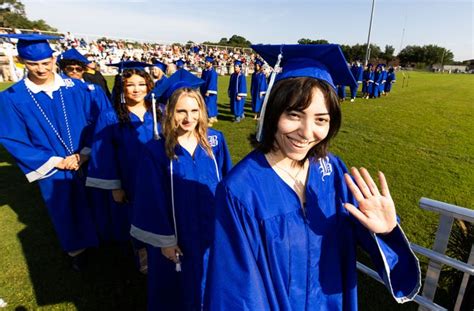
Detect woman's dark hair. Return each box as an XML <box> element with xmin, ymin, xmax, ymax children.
<box><xmin>257</xmin><ymin>77</ymin><xmax>341</xmax><ymax>162</ymax></box>
<box><xmin>113</xmin><ymin>68</ymin><xmax>158</xmax><ymax>125</ymax></box>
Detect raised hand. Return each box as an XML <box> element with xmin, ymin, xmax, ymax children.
<box><xmin>343</xmin><ymin>167</ymin><xmax>397</xmax><ymax>234</ymax></box>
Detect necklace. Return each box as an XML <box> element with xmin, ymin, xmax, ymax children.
<box><xmin>267</xmin><ymin>153</ymin><xmax>307</xmax><ymax>183</ymax></box>
<box><xmin>25</xmin><ymin>82</ymin><xmax>75</xmax><ymax>155</ymax></box>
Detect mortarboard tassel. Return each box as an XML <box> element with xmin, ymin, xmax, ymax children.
<box><xmin>151</xmin><ymin>93</ymin><xmax>160</xmax><ymax>140</ymax></box>
<box><xmin>175</xmin><ymin>253</ymin><xmax>182</xmax><ymax>272</ymax></box>
<box><xmin>256</xmin><ymin>52</ymin><xmax>283</xmax><ymax>142</ymax></box>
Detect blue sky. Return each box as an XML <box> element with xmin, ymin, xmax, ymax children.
<box><xmin>22</xmin><ymin>0</ymin><xmax>473</xmax><ymax>61</ymax></box>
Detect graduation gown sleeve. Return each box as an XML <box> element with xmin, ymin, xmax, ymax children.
<box><xmin>86</xmin><ymin>110</ymin><xmax>121</xmax><ymax>189</ymax></box>
<box><xmin>209</xmin><ymin>130</ymin><xmax>232</xmax><ymax>178</ymax></box>
<box><xmin>332</xmin><ymin>156</ymin><xmax>421</xmax><ymax>302</ymax></box>
<box><xmin>207</xmin><ymin>70</ymin><xmax>218</xmax><ymax>95</ymax></box>
<box><xmin>237</xmin><ymin>73</ymin><xmax>247</xmax><ymax>97</ymax></box>
<box><xmin>78</xmin><ymin>81</ymin><xmax>112</xmax><ymax>156</ymax></box>
<box><xmin>130</xmin><ymin>142</ymin><xmax>177</xmax><ymax>248</ymax></box>
<box><xmin>0</xmin><ymin>93</ymin><xmax>62</xmax><ymax>182</ymax></box>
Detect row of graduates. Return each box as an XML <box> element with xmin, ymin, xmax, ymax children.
<box><xmin>116</xmin><ymin>56</ymin><xmax>269</xmax><ymax>124</ymax></box>
<box><xmin>337</xmin><ymin>62</ymin><xmax>397</xmax><ymax>102</ymax></box>
<box><xmin>0</xmin><ymin>34</ymin><xmax>420</xmax><ymax>311</ymax></box>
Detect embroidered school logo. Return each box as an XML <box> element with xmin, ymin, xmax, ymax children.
<box><xmin>318</xmin><ymin>156</ymin><xmax>332</xmax><ymax>181</ymax></box>
<box><xmin>64</xmin><ymin>79</ymin><xmax>75</xmax><ymax>88</ymax></box>
<box><xmin>208</xmin><ymin>135</ymin><xmax>218</xmax><ymax>147</ymax></box>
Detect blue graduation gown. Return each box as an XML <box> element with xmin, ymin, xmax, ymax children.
<box><xmin>155</xmin><ymin>75</ymin><xmax>168</xmax><ymax>89</ymax></box>
<box><xmin>373</xmin><ymin>71</ymin><xmax>384</xmax><ymax>98</ymax></box>
<box><xmin>350</xmin><ymin>65</ymin><xmax>363</xmax><ymax>99</ymax></box>
<box><xmin>337</xmin><ymin>85</ymin><xmax>346</xmax><ymax>99</ymax></box>
<box><xmin>200</xmin><ymin>68</ymin><xmax>218</xmax><ymax>118</ymax></box>
<box><xmin>86</xmin><ymin>107</ymin><xmax>159</xmax><ymax>242</ymax></box>
<box><xmin>205</xmin><ymin>150</ymin><xmax>421</xmax><ymax>311</ymax></box>
<box><xmin>379</xmin><ymin>70</ymin><xmax>387</xmax><ymax>94</ymax></box>
<box><xmin>362</xmin><ymin>70</ymin><xmax>374</xmax><ymax>95</ymax></box>
<box><xmin>131</xmin><ymin>129</ymin><xmax>232</xmax><ymax>311</ymax></box>
<box><xmin>385</xmin><ymin>72</ymin><xmax>396</xmax><ymax>93</ymax></box>
<box><xmin>228</xmin><ymin>72</ymin><xmax>247</xmax><ymax>118</ymax></box>
<box><xmin>250</xmin><ymin>71</ymin><xmax>267</xmax><ymax>113</ymax></box>
<box><xmin>0</xmin><ymin>76</ymin><xmax>111</xmax><ymax>252</ymax></box>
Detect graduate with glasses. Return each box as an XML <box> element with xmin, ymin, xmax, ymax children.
<box><xmin>58</xmin><ymin>48</ymin><xmax>110</xmax><ymax>110</ymax></box>
<box><xmin>0</xmin><ymin>34</ymin><xmax>110</xmax><ymax>270</ymax></box>
<box><xmin>205</xmin><ymin>44</ymin><xmax>420</xmax><ymax>310</ymax></box>
<box><xmin>131</xmin><ymin>69</ymin><xmax>232</xmax><ymax>311</ymax></box>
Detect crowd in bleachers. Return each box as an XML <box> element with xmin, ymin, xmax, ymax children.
<box><xmin>0</xmin><ymin>28</ymin><xmax>258</xmax><ymax>81</ymax></box>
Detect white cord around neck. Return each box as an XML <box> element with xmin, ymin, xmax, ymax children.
<box><xmin>25</xmin><ymin>82</ymin><xmax>74</xmax><ymax>155</ymax></box>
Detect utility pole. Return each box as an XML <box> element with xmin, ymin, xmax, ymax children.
<box><xmin>364</xmin><ymin>0</ymin><xmax>376</xmax><ymax>66</ymax></box>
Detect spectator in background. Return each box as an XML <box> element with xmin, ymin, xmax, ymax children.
<box><xmin>83</xmin><ymin>57</ymin><xmax>112</xmax><ymax>99</ymax></box>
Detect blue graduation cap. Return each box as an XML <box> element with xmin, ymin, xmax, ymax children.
<box><xmin>251</xmin><ymin>44</ymin><xmax>357</xmax><ymax>142</ymax></box>
<box><xmin>149</xmin><ymin>69</ymin><xmax>204</xmax><ymax>103</ymax></box>
<box><xmin>234</xmin><ymin>60</ymin><xmax>243</xmax><ymax>67</ymax></box>
<box><xmin>106</xmin><ymin>60</ymin><xmax>154</xmax><ymax>73</ymax></box>
<box><xmin>153</xmin><ymin>60</ymin><xmax>167</xmax><ymax>73</ymax></box>
<box><xmin>255</xmin><ymin>59</ymin><xmax>264</xmax><ymax>67</ymax></box>
<box><xmin>174</xmin><ymin>59</ymin><xmax>185</xmax><ymax>68</ymax></box>
<box><xmin>251</xmin><ymin>44</ymin><xmax>356</xmax><ymax>90</ymax></box>
<box><xmin>205</xmin><ymin>56</ymin><xmax>214</xmax><ymax>63</ymax></box>
<box><xmin>59</xmin><ymin>48</ymin><xmax>90</xmax><ymax>64</ymax></box>
<box><xmin>0</xmin><ymin>33</ymin><xmax>61</xmax><ymax>61</ymax></box>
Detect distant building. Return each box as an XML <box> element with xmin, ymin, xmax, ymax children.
<box><xmin>432</xmin><ymin>64</ymin><xmax>468</xmax><ymax>73</ymax></box>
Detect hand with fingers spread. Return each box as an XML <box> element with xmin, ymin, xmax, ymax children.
<box><xmin>343</xmin><ymin>167</ymin><xmax>397</xmax><ymax>234</ymax></box>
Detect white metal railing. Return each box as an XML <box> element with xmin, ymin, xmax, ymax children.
<box><xmin>357</xmin><ymin>197</ymin><xmax>474</xmax><ymax>311</ymax></box>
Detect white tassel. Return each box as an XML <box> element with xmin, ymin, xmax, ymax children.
<box><xmin>175</xmin><ymin>253</ymin><xmax>182</xmax><ymax>272</ymax></box>
<box><xmin>151</xmin><ymin>93</ymin><xmax>160</xmax><ymax>140</ymax></box>
<box><xmin>256</xmin><ymin>51</ymin><xmax>283</xmax><ymax>142</ymax></box>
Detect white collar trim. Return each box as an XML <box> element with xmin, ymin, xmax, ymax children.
<box><xmin>24</xmin><ymin>73</ymin><xmax>66</xmax><ymax>96</ymax></box>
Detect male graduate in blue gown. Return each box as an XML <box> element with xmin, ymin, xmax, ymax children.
<box><xmin>200</xmin><ymin>56</ymin><xmax>219</xmax><ymax>124</ymax></box>
<box><xmin>228</xmin><ymin>60</ymin><xmax>247</xmax><ymax>122</ymax></box>
<box><xmin>205</xmin><ymin>44</ymin><xmax>420</xmax><ymax>310</ymax></box>
<box><xmin>250</xmin><ymin>59</ymin><xmax>268</xmax><ymax>119</ymax></box>
<box><xmin>350</xmin><ymin>60</ymin><xmax>363</xmax><ymax>102</ymax></box>
<box><xmin>0</xmin><ymin>34</ymin><xmax>111</xmax><ymax>269</ymax></box>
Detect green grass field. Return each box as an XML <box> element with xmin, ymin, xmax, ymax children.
<box><xmin>0</xmin><ymin>71</ymin><xmax>472</xmax><ymax>310</ymax></box>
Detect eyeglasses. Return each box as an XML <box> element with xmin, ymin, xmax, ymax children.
<box><xmin>64</xmin><ymin>66</ymin><xmax>84</xmax><ymax>73</ymax></box>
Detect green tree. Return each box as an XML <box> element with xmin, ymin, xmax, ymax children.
<box><xmin>380</xmin><ymin>45</ymin><xmax>395</xmax><ymax>63</ymax></box>
<box><xmin>297</xmin><ymin>38</ymin><xmax>329</xmax><ymax>45</ymax></box>
<box><xmin>0</xmin><ymin>0</ymin><xmax>56</xmax><ymax>31</ymax></box>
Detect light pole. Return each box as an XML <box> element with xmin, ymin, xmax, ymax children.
<box><xmin>364</xmin><ymin>0</ymin><xmax>376</xmax><ymax>66</ymax></box>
